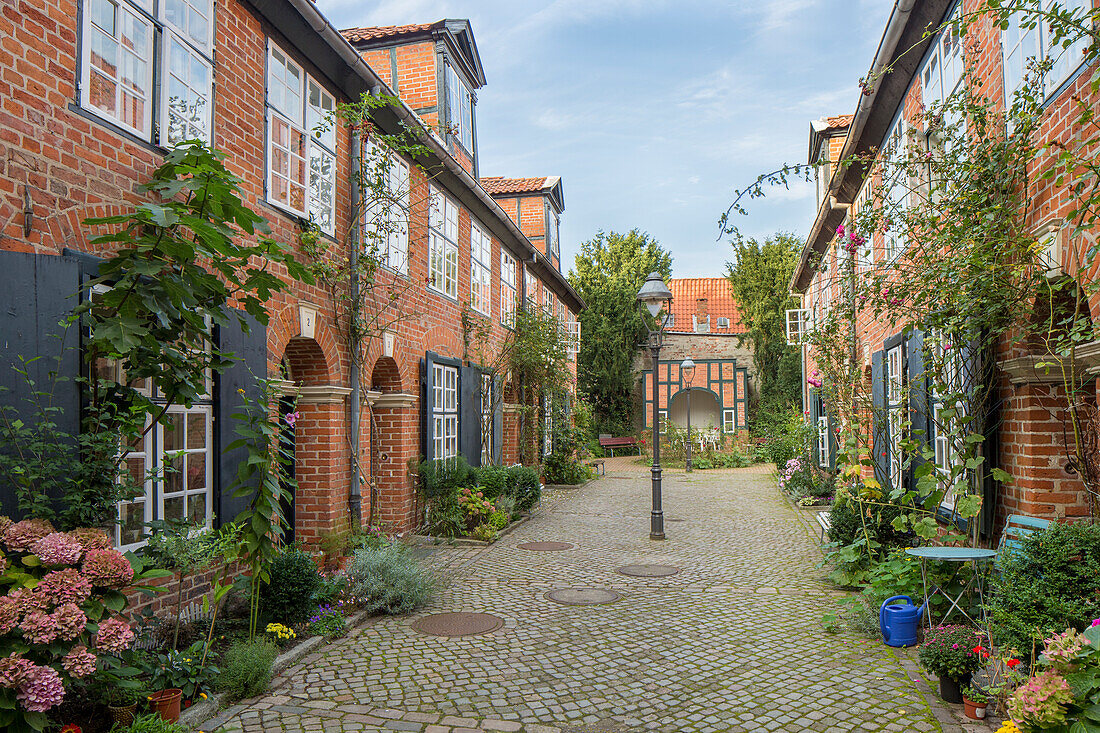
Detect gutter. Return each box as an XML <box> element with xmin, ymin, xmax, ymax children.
<box><xmin>254</xmin><ymin>0</ymin><xmax>585</xmax><ymax>313</ymax></box>
<box><xmin>789</xmin><ymin>0</ymin><xmax>918</xmax><ymax>294</ymax></box>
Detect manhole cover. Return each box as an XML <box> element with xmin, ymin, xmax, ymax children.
<box><xmin>616</xmin><ymin>564</ymin><xmax>681</xmax><ymax>577</ymax></box>
<box><xmin>411</xmin><ymin>612</ymin><xmax>504</xmax><ymax>637</ymax></box>
<box><xmin>517</xmin><ymin>541</ymin><xmax>575</xmax><ymax>551</ymax></box>
<box><xmin>547</xmin><ymin>588</ymin><xmax>622</xmax><ymax>605</ymax></box>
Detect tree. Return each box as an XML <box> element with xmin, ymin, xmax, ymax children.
<box><xmin>725</xmin><ymin>233</ymin><xmax>802</xmax><ymax>417</ymax></box>
<box><xmin>568</xmin><ymin>229</ymin><xmax>672</xmax><ymax>435</ymax></box>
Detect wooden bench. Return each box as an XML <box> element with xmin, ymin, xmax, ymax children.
<box><xmin>815</xmin><ymin>511</ymin><xmax>832</xmax><ymax>542</ymax></box>
<box><xmin>996</xmin><ymin>514</ymin><xmax>1050</xmax><ymax>567</ymax></box>
<box><xmin>584</xmin><ymin>458</ymin><xmax>606</xmax><ymax>476</ymax></box>
<box><xmin>598</xmin><ymin>434</ymin><xmax>639</xmax><ymax>457</ymax></box>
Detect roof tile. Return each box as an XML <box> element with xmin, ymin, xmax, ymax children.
<box><xmin>341</xmin><ymin>22</ymin><xmax>441</xmax><ymax>43</ymax></box>
<box><xmin>666</xmin><ymin>278</ymin><xmax>745</xmax><ymax>334</ymax></box>
<box><xmin>479</xmin><ymin>176</ymin><xmax>549</xmax><ymax>195</ymax></box>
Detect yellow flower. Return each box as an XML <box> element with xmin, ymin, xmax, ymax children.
<box><xmin>996</xmin><ymin>721</ymin><xmax>1021</xmax><ymax>733</ymax></box>
<box><xmin>199</xmin><ymin>693</ymin><xmax>208</xmax><ymax>700</ymax></box>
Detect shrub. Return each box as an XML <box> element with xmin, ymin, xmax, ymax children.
<box><xmin>113</xmin><ymin>713</ymin><xmax>189</xmax><ymax>733</ymax></box>
<box><xmin>312</xmin><ymin>571</ymin><xmax>348</xmax><ymax>607</ymax></box>
<box><xmin>341</xmin><ymin>544</ymin><xmax>434</xmax><ymax>615</ymax></box>
<box><xmin>418</xmin><ymin>457</ymin><xmax>474</xmax><ymax>500</ymax></box>
<box><xmin>494</xmin><ymin>495</ymin><xmax>517</xmax><ymax>520</ymax></box>
<box><xmin>918</xmin><ymin>625</ymin><xmax>986</xmax><ymax>679</ymax></box>
<box><xmin>425</xmin><ymin>498</ymin><xmax>465</xmax><ymax>538</ymax></box>
<box><xmin>488</xmin><ymin>511</ymin><xmax>509</xmax><ymax>530</ymax></box>
<box><xmin>826</xmin><ymin>493</ymin><xmax>912</xmax><ymax>549</ymax></box>
<box><xmin>470</xmin><ymin>524</ymin><xmax>497</xmax><ymax>542</ymax></box>
<box><xmin>507</xmin><ymin>465</ymin><xmax>541</xmax><ymax>513</ymax></box>
<box><xmin>260</xmin><ymin>547</ymin><xmax>322</xmax><ymax>625</ymax></box>
<box><xmin>216</xmin><ymin>639</ymin><xmax>279</xmax><ymax>701</ymax></box>
<box><xmin>989</xmin><ymin>521</ymin><xmax>1100</xmax><ymax>655</ymax></box>
<box><xmin>543</xmin><ymin>450</ymin><xmax>589</xmax><ymax>485</ymax></box>
<box><xmin>473</xmin><ymin>465</ymin><xmax>509</xmax><ymax>499</ymax></box>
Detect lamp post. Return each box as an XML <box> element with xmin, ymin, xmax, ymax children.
<box><xmin>681</xmin><ymin>358</ymin><xmax>695</xmax><ymax>473</ymax></box>
<box><xmin>637</xmin><ymin>272</ymin><xmax>673</xmax><ymax>540</ymax></box>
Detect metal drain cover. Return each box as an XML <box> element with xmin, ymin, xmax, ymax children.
<box><xmin>547</xmin><ymin>588</ymin><xmax>622</xmax><ymax>605</ymax></box>
<box><xmin>411</xmin><ymin>612</ymin><xmax>504</xmax><ymax>637</ymax></box>
<box><xmin>517</xmin><ymin>541</ymin><xmax>575</xmax><ymax>551</ymax></box>
<box><xmin>616</xmin><ymin>564</ymin><xmax>681</xmax><ymax>577</ymax></box>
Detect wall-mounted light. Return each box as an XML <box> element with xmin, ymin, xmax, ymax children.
<box><xmin>22</xmin><ymin>186</ymin><xmax>34</xmax><ymax>238</ymax></box>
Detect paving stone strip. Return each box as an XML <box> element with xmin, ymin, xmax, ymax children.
<box><xmin>208</xmin><ymin>460</ymin><xmax>975</xmax><ymax>732</ymax></box>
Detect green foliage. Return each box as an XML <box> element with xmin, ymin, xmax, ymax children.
<box><xmin>111</xmin><ymin>713</ymin><xmax>190</xmax><ymax>733</ymax></box>
<box><xmin>141</xmin><ymin>640</ymin><xmax>220</xmax><ymax>701</ymax></box>
<box><xmin>990</xmin><ymin>521</ymin><xmax>1100</xmax><ymax>655</ymax></box>
<box><xmin>488</xmin><ymin>511</ymin><xmax>509</xmax><ymax>530</ymax></box>
<box><xmin>753</xmin><ymin>403</ymin><xmax>813</xmax><ymax>469</ymax></box>
<box><xmin>216</xmin><ymin>639</ymin><xmax>279</xmax><ymax>701</ymax></box>
<box><xmin>918</xmin><ymin>625</ymin><xmax>986</xmax><ymax>679</ymax></box>
<box><xmin>260</xmin><ymin>547</ymin><xmax>323</xmax><ymax>626</ymax></box>
<box><xmin>307</xmin><ymin>604</ymin><xmax>347</xmax><ymax>638</ymax></box>
<box><xmin>568</xmin><ymin>229</ymin><xmax>672</xmax><ymax>434</ymax></box>
<box><xmin>823</xmin><ymin>491</ymin><xmax>915</xmax><ymax>586</ymax></box>
<box><xmin>475</xmin><ymin>465</ymin><xmax>509</xmax><ymax>499</ymax></box>
<box><xmin>417</xmin><ymin>457</ymin><xmax>475</xmax><ymax>500</ymax></box>
<box><xmin>543</xmin><ymin>451</ymin><xmax>590</xmax><ymax>485</ymax></box>
<box><xmin>341</xmin><ymin>544</ymin><xmax>434</xmax><ymax>615</ymax></box>
<box><xmin>726</xmin><ymin>234</ymin><xmax>803</xmax><ymax>411</ymax></box>
<box><xmin>507</xmin><ymin>465</ymin><xmax>541</xmax><ymax>513</ymax></box>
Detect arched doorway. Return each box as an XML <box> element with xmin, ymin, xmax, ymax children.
<box><xmin>668</xmin><ymin>387</ymin><xmax>721</xmax><ymax>431</ymax></box>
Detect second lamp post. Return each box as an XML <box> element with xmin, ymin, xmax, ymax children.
<box><xmin>637</xmin><ymin>272</ymin><xmax>673</xmax><ymax>540</ymax></box>
<box><xmin>681</xmin><ymin>357</ymin><xmax>695</xmax><ymax>473</ymax></box>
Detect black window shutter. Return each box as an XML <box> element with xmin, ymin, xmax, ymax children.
<box><xmin>826</xmin><ymin>406</ymin><xmax>837</xmax><ymax>471</ymax></box>
<box><xmin>421</xmin><ymin>355</ymin><xmax>433</xmax><ymax>462</ymax></box>
<box><xmin>906</xmin><ymin>329</ymin><xmax>929</xmax><ymax>489</ymax></box>
<box><xmin>492</xmin><ymin>377</ymin><xmax>503</xmax><ymax>465</ymax></box>
<box><xmin>871</xmin><ymin>349</ymin><xmax>888</xmax><ymax>485</ymax></box>
<box><xmin>0</xmin><ymin>252</ymin><xmax>81</xmax><ymax>517</ymax></box>
<box><xmin>459</xmin><ymin>365</ymin><xmax>481</xmax><ymax>467</ymax></box>
<box><xmin>214</xmin><ymin>312</ymin><xmax>266</xmax><ymax>527</ymax></box>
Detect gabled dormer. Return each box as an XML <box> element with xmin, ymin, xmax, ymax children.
<box><xmin>479</xmin><ymin>176</ymin><xmax>565</xmax><ymax>272</ymax></box>
<box><xmin>808</xmin><ymin>114</ymin><xmax>852</xmax><ymax>208</ymax></box>
<box><xmin>343</xmin><ymin>19</ymin><xmax>486</xmax><ymax>176</ymax></box>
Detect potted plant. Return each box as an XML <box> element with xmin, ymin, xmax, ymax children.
<box><xmin>106</xmin><ymin>685</ymin><xmax>147</xmax><ymax>726</ymax></box>
<box><xmin>917</xmin><ymin>625</ymin><xmax>986</xmax><ymax>704</ymax></box>
<box><xmin>962</xmin><ymin>686</ymin><xmax>989</xmax><ymax>719</ymax></box>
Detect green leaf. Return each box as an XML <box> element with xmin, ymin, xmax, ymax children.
<box><xmin>991</xmin><ymin>467</ymin><xmax>1013</xmax><ymax>484</ymax></box>
<box><xmin>914</xmin><ymin>517</ymin><xmax>939</xmax><ymax>540</ymax></box>
<box><xmin>955</xmin><ymin>494</ymin><xmax>983</xmax><ymax>518</ymax></box>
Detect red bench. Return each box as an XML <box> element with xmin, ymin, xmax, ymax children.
<box><xmin>599</xmin><ymin>435</ymin><xmax>639</xmax><ymax>457</ymax></box>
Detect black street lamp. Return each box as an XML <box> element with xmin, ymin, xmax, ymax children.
<box><xmin>637</xmin><ymin>272</ymin><xmax>673</xmax><ymax>540</ymax></box>
<box><xmin>681</xmin><ymin>357</ymin><xmax>695</xmax><ymax>473</ymax></box>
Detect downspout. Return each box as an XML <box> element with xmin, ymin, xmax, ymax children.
<box><xmin>348</xmin><ymin>125</ymin><xmax>362</xmax><ymax>526</ymax></box>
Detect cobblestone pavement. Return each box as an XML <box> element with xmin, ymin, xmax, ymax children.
<box><xmin>210</xmin><ymin>460</ymin><xmax>965</xmax><ymax>733</ymax></box>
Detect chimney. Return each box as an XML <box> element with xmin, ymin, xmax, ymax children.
<box><xmin>694</xmin><ymin>298</ymin><xmax>710</xmax><ymax>333</ymax></box>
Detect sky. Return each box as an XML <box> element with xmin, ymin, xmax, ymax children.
<box><xmin>315</xmin><ymin>0</ymin><xmax>895</xmax><ymax>279</ymax></box>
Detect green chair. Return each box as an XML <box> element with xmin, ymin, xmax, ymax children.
<box><xmin>995</xmin><ymin>514</ymin><xmax>1051</xmax><ymax>568</ymax></box>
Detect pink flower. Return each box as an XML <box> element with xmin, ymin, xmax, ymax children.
<box><xmin>0</xmin><ymin>655</ymin><xmax>35</xmax><ymax>689</ymax></box>
<box><xmin>1092</xmin><ymin>619</ymin><xmax>1100</xmax><ymax>627</ymax></box>
<box><xmin>16</xmin><ymin>664</ymin><xmax>64</xmax><ymax>712</ymax></box>
<box><xmin>4</xmin><ymin>519</ymin><xmax>56</xmax><ymax>552</ymax></box>
<box><xmin>36</xmin><ymin>568</ymin><xmax>93</xmax><ymax>606</ymax></box>
<box><xmin>61</xmin><ymin>646</ymin><xmax>97</xmax><ymax>679</ymax></box>
<box><xmin>82</xmin><ymin>549</ymin><xmax>134</xmax><ymax>589</ymax></box>
<box><xmin>285</xmin><ymin>411</ymin><xmax>301</xmax><ymax>427</ymax></box>
<box><xmin>69</xmin><ymin>528</ymin><xmax>113</xmax><ymax>553</ymax></box>
<box><xmin>32</xmin><ymin>533</ymin><xmax>84</xmax><ymax>566</ymax></box>
<box><xmin>836</xmin><ymin>225</ymin><xmax>845</xmax><ymax>236</ymax></box>
<box><xmin>20</xmin><ymin>610</ymin><xmax>60</xmax><ymax>645</ymax></box>
<box><xmin>52</xmin><ymin>603</ymin><xmax>87</xmax><ymax>641</ymax></box>
<box><xmin>95</xmin><ymin>617</ymin><xmax>134</xmax><ymax>654</ymax></box>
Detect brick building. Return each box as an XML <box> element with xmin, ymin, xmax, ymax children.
<box><xmin>793</xmin><ymin>0</ymin><xmax>1099</xmax><ymax>536</ymax></box>
<box><xmin>635</xmin><ymin>278</ymin><xmax>753</xmax><ymax>436</ymax></box>
<box><xmin>0</xmin><ymin>0</ymin><xmax>583</xmax><ymax>578</ymax></box>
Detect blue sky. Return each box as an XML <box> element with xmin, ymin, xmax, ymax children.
<box><xmin>316</xmin><ymin>0</ymin><xmax>894</xmax><ymax>278</ymax></box>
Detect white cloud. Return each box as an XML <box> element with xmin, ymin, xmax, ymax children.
<box><xmin>752</xmin><ymin>0</ymin><xmax>820</xmax><ymax>31</ymax></box>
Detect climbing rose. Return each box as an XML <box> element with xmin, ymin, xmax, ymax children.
<box><xmin>0</xmin><ymin>654</ymin><xmax>35</xmax><ymax>688</ymax></box>
<box><xmin>16</xmin><ymin>664</ymin><xmax>64</xmax><ymax>712</ymax></box>
<box><xmin>52</xmin><ymin>603</ymin><xmax>87</xmax><ymax>641</ymax></box>
<box><xmin>20</xmin><ymin>610</ymin><xmax>60</xmax><ymax>645</ymax></box>
<box><xmin>69</xmin><ymin>527</ymin><xmax>113</xmax><ymax>553</ymax></box>
<box><xmin>35</xmin><ymin>568</ymin><xmax>93</xmax><ymax>606</ymax></box>
<box><xmin>62</xmin><ymin>646</ymin><xmax>97</xmax><ymax>678</ymax></box>
<box><xmin>82</xmin><ymin>549</ymin><xmax>134</xmax><ymax>588</ymax></box>
<box><xmin>95</xmin><ymin>617</ymin><xmax>134</xmax><ymax>654</ymax></box>
<box><xmin>32</xmin><ymin>533</ymin><xmax>84</xmax><ymax>566</ymax></box>
<box><xmin>3</xmin><ymin>519</ymin><xmax>56</xmax><ymax>552</ymax></box>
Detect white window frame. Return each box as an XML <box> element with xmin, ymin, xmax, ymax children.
<box><xmin>658</xmin><ymin>409</ymin><xmax>668</xmax><ymax>434</ymax></box>
<box><xmin>542</xmin><ymin>396</ymin><xmax>552</xmax><ymax>457</ymax></box>
<box><xmin>851</xmin><ymin>183</ymin><xmax>874</xmax><ymax>268</ymax></box>
<box><xmin>432</xmin><ymin>363</ymin><xmax>458</xmax><ymax>461</ymax></box>
<box><xmin>547</xmin><ymin>206</ymin><xmax>559</xmax><ymax>259</ymax></box>
<box><xmin>501</xmin><ymin>250</ymin><xmax>517</xmax><ymax>328</ymax></box>
<box><xmin>156</xmin><ymin>404</ymin><xmax>214</xmax><ymax>530</ymax></box>
<box><xmin>881</xmin><ymin>113</ymin><xmax>909</xmax><ymax>262</ymax></box>
<box><xmin>566</xmin><ymin>320</ymin><xmax>581</xmax><ymax>357</ymax></box>
<box><xmin>525</xmin><ymin>266</ymin><xmax>536</xmax><ymax>308</ymax></box>
<box><xmin>362</xmin><ymin>139</ymin><xmax>410</xmax><ymax>274</ymax></box>
<box><xmin>786</xmin><ymin>308</ymin><xmax>809</xmax><ymax>345</ymax></box>
<box><xmin>1002</xmin><ymin>0</ymin><xmax>1090</xmax><ymax>105</ymax></box>
<box><xmin>82</xmin><ymin>0</ymin><xmax>215</xmax><ymax>145</ymax></box>
<box><xmin>480</xmin><ymin>373</ymin><xmax>493</xmax><ymax>465</ymax></box>
<box><xmin>444</xmin><ymin>62</ymin><xmax>474</xmax><ymax>152</ymax></box>
<box><xmin>723</xmin><ymin>408</ymin><xmax>735</xmax><ymax>433</ymax></box>
<box><xmin>428</xmin><ymin>186</ymin><xmax>459</xmax><ymax>298</ymax></box>
<box><xmin>471</xmin><ymin>220</ymin><xmax>492</xmax><ymax>316</ymax></box>
<box><xmin>817</xmin><ymin>415</ymin><xmax>829</xmax><ymax>466</ymax></box>
<box><xmin>266</xmin><ymin>41</ymin><xmax>337</xmax><ymax>235</ymax></box>
<box><xmin>887</xmin><ymin>344</ymin><xmax>905</xmax><ymax>493</ymax></box>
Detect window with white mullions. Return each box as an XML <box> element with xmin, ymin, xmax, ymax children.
<box><xmin>881</xmin><ymin>113</ymin><xmax>909</xmax><ymax>262</ymax></box>
<box><xmin>432</xmin><ymin>364</ymin><xmax>458</xmax><ymax>460</ymax></box>
<box><xmin>1002</xmin><ymin>0</ymin><xmax>1091</xmax><ymax>104</ymax></box>
<box><xmin>480</xmin><ymin>373</ymin><xmax>493</xmax><ymax>465</ymax></box>
<box><xmin>501</xmin><ymin>251</ymin><xmax>517</xmax><ymax>328</ymax></box>
<box><xmin>928</xmin><ymin>330</ymin><xmax>966</xmax><ymax>510</ymax></box>
<box><xmin>723</xmin><ymin>409</ymin><xmax>735</xmax><ymax>433</ymax></box>
<box><xmin>444</xmin><ymin>62</ymin><xmax>474</xmax><ymax>152</ymax></box>
<box><xmin>158</xmin><ymin>405</ymin><xmax>212</xmax><ymax>527</ymax></box>
<box><xmin>428</xmin><ymin>186</ymin><xmax>459</xmax><ymax>298</ymax></box>
<box><xmin>817</xmin><ymin>415</ymin><xmax>829</xmax><ymax>466</ymax></box>
<box><xmin>887</xmin><ymin>344</ymin><xmax>905</xmax><ymax>493</ymax></box>
<box><xmin>80</xmin><ymin>0</ymin><xmax>213</xmax><ymax>145</ymax></box>
<box><xmin>362</xmin><ymin>140</ymin><xmax>410</xmax><ymax>274</ymax></box>
<box><xmin>471</xmin><ymin>220</ymin><xmax>492</xmax><ymax>315</ymax></box>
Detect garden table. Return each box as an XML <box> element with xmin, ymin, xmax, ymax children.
<box><xmin>904</xmin><ymin>547</ymin><xmax>998</xmax><ymax>630</ymax></box>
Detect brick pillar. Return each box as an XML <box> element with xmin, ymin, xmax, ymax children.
<box><xmin>370</xmin><ymin>392</ymin><xmax>419</xmax><ymax>532</ymax></box>
<box><xmin>292</xmin><ymin>394</ymin><xmax>351</xmax><ymax>548</ymax></box>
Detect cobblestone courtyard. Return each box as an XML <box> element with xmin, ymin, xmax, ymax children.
<box><xmin>210</xmin><ymin>460</ymin><xmax>965</xmax><ymax>733</ymax></box>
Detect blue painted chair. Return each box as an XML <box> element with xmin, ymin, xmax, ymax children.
<box><xmin>995</xmin><ymin>514</ymin><xmax>1051</xmax><ymax>568</ymax></box>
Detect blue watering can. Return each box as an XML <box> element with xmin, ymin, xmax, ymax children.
<box><xmin>879</xmin><ymin>595</ymin><xmax>926</xmax><ymax>647</ymax></box>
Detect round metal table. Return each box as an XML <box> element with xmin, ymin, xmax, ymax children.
<box><xmin>904</xmin><ymin>547</ymin><xmax>998</xmax><ymax>629</ymax></box>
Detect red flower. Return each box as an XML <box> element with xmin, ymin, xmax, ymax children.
<box><xmin>61</xmin><ymin>726</ymin><xmax>81</xmax><ymax>733</ymax></box>
<box><xmin>1007</xmin><ymin>658</ymin><xmax>1021</xmax><ymax>668</ymax></box>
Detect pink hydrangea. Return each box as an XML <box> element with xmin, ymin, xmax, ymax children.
<box><xmin>35</xmin><ymin>568</ymin><xmax>93</xmax><ymax>606</ymax></box>
<box><xmin>69</xmin><ymin>528</ymin><xmax>113</xmax><ymax>553</ymax></box>
<box><xmin>52</xmin><ymin>603</ymin><xmax>87</xmax><ymax>641</ymax></box>
<box><xmin>61</xmin><ymin>646</ymin><xmax>97</xmax><ymax>679</ymax></box>
<box><xmin>8</xmin><ymin>588</ymin><xmax>43</xmax><ymax>615</ymax></box>
<box><xmin>82</xmin><ymin>549</ymin><xmax>134</xmax><ymax>589</ymax></box>
<box><xmin>0</xmin><ymin>597</ymin><xmax>19</xmax><ymax>635</ymax></box>
<box><xmin>20</xmin><ymin>610</ymin><xmax>60</xmax><ymax>645</ymax></box>
<box><xmin>0</xmin><ymin>654</ymin><xmax>35</xmax><ymax>689</ymax></box>
<box><xmin>95</xmin><ymin>617</ymin><xmax>134</xmax><ymax>654</ymax></box>
<box><xmin>4</xmin><ymin>519</ymin><xmax>56</xmax><ymax>552</ymax></box>
<box><xmin>32</xmin><ymin>533</ymin><xmax>84</xmax><ymax>566</ymax></box>
<box><xmin>16</xmin><ymin>664</ymin><xmax>64</xmax><ymax>712</ymax></box>
<box><xmin>0</xmin><ymin>554</ymin><xmax>6</xmax><ymax>574</ymax></box>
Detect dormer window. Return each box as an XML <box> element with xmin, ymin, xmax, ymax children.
<box><xmin>444</xmin><ymin>62</ymin><xmax>474</xmax><ymax>152</ymax></box>
<box><xmin>546</xmin><ymin>205</ymin><xmax>559</xmax><ymax>259</ymax></box>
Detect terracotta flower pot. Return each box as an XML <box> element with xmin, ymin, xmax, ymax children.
<box><xmin>148</xmin><ymin>688</ymin><xmax>183</xmax><ymax>723</ymax></box>
<box><xmin>108</xmin><ymin>702</ymin><xmax>137</xmax><ymax>726</ymax></box>
<box><xmin>963</xmin><ymin>697</ymin><xmax>987</xmax><ymax>720</ymax></box>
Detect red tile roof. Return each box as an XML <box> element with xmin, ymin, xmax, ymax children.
<box><xmin>822</xmin><ymin>114</ymin><xmax>853</xmax><ymax>129</ymax></box>
<box><xmin>666</xmin><ymin>278</ymin><xmax>745</xmax><ymax>334</ymax></box>
<box><xmin>479</xmin><ymin>176</ymin><xmax>549</xmax><ymax>195</ymax></box>
<box><xmin>341</xmin><ymin>22</ymin><xmax>441</xmax><ymax>43</ymax></box>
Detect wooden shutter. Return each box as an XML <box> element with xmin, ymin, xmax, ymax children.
<box><xmin>492</xmin><ymin>377</ymin><xmax>503</xmax><ymax>465</ymax></box>
<box><xmin>215</xmin><ymin>311</ymin><xmax>267</xmax><ymax>527</ymax></box>
<box><xmin>459</xmin><ymin>365</ymin><xmax>481</xmax><ymax>467</ymax></box>
<box><xmin>871</xmin><ymin>349</ymin><xmax>888</xmax><ymax>485</ymax></box>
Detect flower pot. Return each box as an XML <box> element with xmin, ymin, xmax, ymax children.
<box><xmin>963</xmin><ymin>697</ymin><xmax>987</xmax><ymax>720</ymax></box>
<box><xmin>148</xmin><ymin>688</ymin><xmax>183</xmax><ymax>723</ymax></box>
<box><xmin>938</xmin><ymin>674</ymin><xmax>970</xmax><ymax>704</ymax></box>
<box><xmin>108</xmin><ymin>702</ymin><xmax>137</xmax><ymax>726</ymax></box>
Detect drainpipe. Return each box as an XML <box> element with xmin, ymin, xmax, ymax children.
<box><xmin>349</xmin><ymin>126</ymin><xmax>362</xmax><ymax>526</ymax></box>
